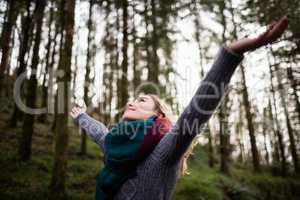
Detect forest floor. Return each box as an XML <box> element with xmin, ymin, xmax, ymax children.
<box><xmin>0</xmin><ymin>112</ymin><xmax>299</xmax><ymax>200</ymax></box>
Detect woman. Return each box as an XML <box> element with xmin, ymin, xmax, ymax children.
<box><xmin>70</xmin><ymin>16</ymin><xmax>289</xmax><ymax>200</ymax></box>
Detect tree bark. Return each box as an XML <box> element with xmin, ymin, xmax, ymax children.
<box><xmin>19</xmin><ymin>0</ymin><xmax>46</xmax><ymax>161</ymax></box>
<box><xmin>49</xmin><ymin>0</ymin><xmax>75</xmax><ymax>198</ymax></box>
<box><xmin>272</xmin><ymin>60</ymin><xmax>299</xmax><ymax>174</ymax></box>
<box><xmin>0</xmin><ymin>0</ymin><xmax>19</xmax><ymax>96</ymax></box>
<box><xmin>218</xmin><ymin>97</ymin><xmax>231</xmax><ymax>175</ymax></box>
<box><xmin>286</xmin><ymin>65</ymin><xmax>300</xmax><ymax>143</ymax></box>
<box><xmin>240</xmin><ymin>65</ymin><xmax>261</xmax><ymax>172</ymax></box>
<box><xmin>80</xmin><ymin>0</ymin><xmax>94</xmax><ymax>155</ymax></box>
<box><xmin>38</xmin><ymin>0</ymin><xmax>55</xmax><ymax>123</ymax></box>
<box><xmin>262</xmin><ymin>108</ymin><xmax>270</xmax><ymax>166</ymax></box>
<box><xmin>267</xmin><ymin>54</ymin><xmax>287</xmax><ymax>176</ymax></box>
<box><xmin>147</xmin><ymin>0</ymin><xmax>159</xmax><ymax>84</ymax></box>
<box><xmin>10</xmin><ymin>0</ymin><xmax>33</xmax><ymax>127</ymax></box>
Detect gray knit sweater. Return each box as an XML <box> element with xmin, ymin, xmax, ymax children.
<box><xmin>76</xmin><ymin>46</ymin><xmax>244</xmax><ymax>200</ymax></box>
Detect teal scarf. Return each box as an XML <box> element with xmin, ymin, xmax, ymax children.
<box><xmin>96</xmin><ymin>115</ymin><xmax>157</xmax><ymax>200</ymax></box>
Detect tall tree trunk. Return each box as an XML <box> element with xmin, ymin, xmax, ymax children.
<box><xmin>101</xmin><ymin>1</ymin><xmax>114</xmax><ymax>125</ymax></box>
<box><xmin>10</xmin><ymin>0</ymin><xmax>33</xmax><ymax>127</ymax></box>
<box><xmin>51</xmin><ymin>1</ymin><xmax>66</xmax><ymax>133</ymax></box>
<box><xmin>81</xmin><ymin>0</ymin><xmax>94</xmax><ymax>155</ymax></box>
<box><xmin>262</xmin><ymin>108</ymin><xmax>270</xmax><ymax>166</ymax></box>
<box><xmin>267</xmin><ymin>53</ymin><xmax>287</xmax><ymax>176</ymax></box>
<box><xmin>147</xmin><ymin>0</ymin><xmax>159</xmax><ymax>84</ymax></box>
<box><xmin>268</xmin><ymin>99</ymin><xmax>285</xmax><ymax>176</ymax></box>
<box><xmin>270</xmin><ymin>132</ymin><xmax>281</xmax><ymax>175</ymax></box>
<box><xmin>48</xmin><ymin>24</ymin><xmax>60</xmax><ymax>129</ymax></box>
<box><xmin>192</xmin><ymin>0</ymin><xmax>215</xmax><ymax>168</ymax></box>
<box><xmin>132</xmin><ymin>13</ymin><xmax>141</xmax><ymax>96</ymax></box>
<box><xmin>114</xmin><ymin>7</ymin><xmax>121</xmax><ymax>122</ymax></box>
<box><xmin>207</xmin><ymin>127</ymin><xmax>215</xmax><ymax>168</ymax></box>
<box><xmin>218</xmin><ymin>1</ymin><xmax>231</xmax><ymax>175</ymax></box>
<box><xmin>49</xmin><ymin>0</ymin><xmax>75</xmax><ymax>198</ymax></box>
<box><xmin>18</xmin><ymin>0</ymin><xmax>46</xmax><ymax>161</ymax></box>
<box><xmin>218</xmin><ymin>98</ymin><xmax>231</xmax><ymax>175</ymax></box>
<box><xmin>271</xmin><ymin>56</ymin><xmax>299</xmax><ymax>174</ymax></box>
<box><xmin>115</xmin><ymin>0</ymin><xmax>129</xmax><ymax>121</ymax></box>
<box><xmin>38</xmin><ymin>0</ymin><xmax>55</xmax><ymax>123</ymax></box>
<box><xmin>120</xmin><ymin>0</ymin><xmax>129</xmax><ymax>114</ymax></box>
<box><xmin>0</xmin><ymin>0</ymin><xmax>19</xmax><ymax>96</ymax></box>
<box><xmin>240</xmin><ymin>65</ymin><xmax>261</xmax><ymax>172</ymax></box>
<box><xmin>286</xmin><ymin>64</ymin><xmax>300</xmax><ymax>143</ymax></box>
<box><xmin>228</xmin><ymin>0</ymin><xmax>261</xmax><ymax>172</ymax></box>
<box><xmin>235</xmin><ymin>105</ymin><xmax>245</xmax><ymax>163</ymax></box>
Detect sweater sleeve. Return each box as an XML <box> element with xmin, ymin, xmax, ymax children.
<box><xmin>75</xmin><ymin>113</ymin><xmax>109</xmax><ymax>152</ymax></box>
<box><xmin>151</xmin><ymin>45</ymin><xmax>244</xmax><ymax>165</ymax></box>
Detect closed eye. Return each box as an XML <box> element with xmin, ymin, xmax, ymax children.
<box><xmin>137</xmin><ymin>97</ymin><xmax>146</xmax><ymax>102</ymax></box>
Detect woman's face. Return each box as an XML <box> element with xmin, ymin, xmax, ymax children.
<box><xmin>122</xmin><ymin>94</ymin><xmax>158</xmax><ymax>120</ymax></box>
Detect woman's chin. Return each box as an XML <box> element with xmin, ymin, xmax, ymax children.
<box><xmin>122</xmin><ymin>113</ymin><xmax>136</xmax><ymax>121</ymax></box>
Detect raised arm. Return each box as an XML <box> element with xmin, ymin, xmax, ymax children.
<box><xmin>75</xmin><ymin>113</ymin><xmax>109</xmax><ymax>152</ymax></box>
<box><xmin>71</xmin><ymin>103</ymin><xmax>109</xmax><ymax>152</ymax></box>
<box><xmin>152</xmin><ymin>45</ymin><xmax>243</xmax><ymax>164</ymax></box>
<box><xmin>152</xmin><ymin>16</ymin><xmax>289</xmax><ymax>165</ymax></box>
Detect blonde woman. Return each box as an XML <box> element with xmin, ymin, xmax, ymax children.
<box><xmin>70</xmin><ymin>16</ymin><xmax>288</xmax><ymax>200</ymax></box>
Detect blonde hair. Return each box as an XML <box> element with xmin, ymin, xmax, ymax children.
<box><xmin>178</xmin><ymin>139</ymin><xmax>198</xmax><ymax>178</ymax></box>
<box><xmin>146</xmin><ymin>93</ymin><xmax>197</xmax><ymax>178</ymax></box>
<box><xmin>147</xmin><ymin>94</ymin><xmax>174</xmax><ymax>123</ymax></box>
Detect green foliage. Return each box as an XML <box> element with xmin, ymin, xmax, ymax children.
<box><xmin>0</xmin><ymin>121</ymin><xmax>103</xmax><ymax>200</ymax></box>
<box><xmin>171</xmin><ymin>145</ymin><xmax>300</xmax><ymax>200</ymax></box>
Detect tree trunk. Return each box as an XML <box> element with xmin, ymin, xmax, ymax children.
<box><xmin>235</xmin><ymin>106</ymin><xmax>245</xmax><ymax>163</ymax></box>
<box><xmin>262</xmin><ymin>108</ymin><xmax>270</xmax><ymax>166</ymax></box>
<box><xmin>48</xmin><ymin>24</ymin><xmax>60</xmax><ymax>130</ymax></box>
<box><xmin>240</xmin><ymin>65</ymin><xmax>261</xmax><ymax>172</ymax></box>
<box><xmin>132</xmin><ymin>13</ymin><xmax>141</xmax><ymax>96</ymax></box>
<box><xmin>19</xmin><ymin>0</ymin><xmax>46</xmax><ymax>161</ymax></box>
<box><xmin>51</xmin><ymin>1</ymin><xmax>65</xmax><ymax>133</ymax></box>
<box><xmin>286</xmin><ymin>65</ymin><xmax>300</xmax><ymax>143</ymax></box>
<box><xmin>218</xmin><ymin>96</ymin><xmax>231</xmax><ymax>175</ymax></box>
<box><xmin>147</xmin><ymin>0</ymin><xmax>159</xmax><ymax>84</ymax></box>
<box><xmin>272</xmin><ymin>61</ymin><xmax>299</xmax><ymax>174</ymax></box>
<box><xmin>228</xmin><ymin>0</ymin><xmax>261</xmax><ymax>172</ymax></box>
<box><xmin>192</xmin><ymin>0</ymin><xmax>215</xmax><ymax>168</ymax></box>
<box><xmin>80</xmin><ymin>0</ymin><xmax>94</xmax><ymax>155</ymax></box>
<box><xmin>207</xmin><ymin>128</ymin><xmax>215</xmax><ymax>168</ymax></box>
<box><xmin>49</xmin><ymin>0</ymin><xmax>75</xmax><ymax>198</ymax></box>
<box><xmin>121</xmin><ymin>0</ymin><xmax>129</xmax><ymax>102</ymax></box>
<box><xmin>10</xmin><ymin>0</ymin><xmax>33</xmax><ymax>127</ymax></box>
<box><xmin>38</xmin><ymin>1</ymin><xmax>55</xmax><ymax>123</ymax></box>
<box><xmin>114</xmin><ymin>7</ymin><xmax>121</xmax><ymax>122</ymax></box>
<box><xmin>0</xmin><ymin>0</ymin><xmax>19</xmax><ymax>96</ymax></box>
<box><xmin>267</xmin><ymin>53</ymin><xmax>287</xmax><ymax>176</ymax></box>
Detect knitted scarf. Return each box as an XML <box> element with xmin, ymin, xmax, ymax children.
<box><xmin>95</xmin><ymin>114</ymin><xmax>172</xmax><ymax>200</ymax></box>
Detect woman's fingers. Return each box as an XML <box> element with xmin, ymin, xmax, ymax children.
<box><xmin>267</xmin><ymin>16</ymin><xmax>289</xmax><ymax>43</ymax></box>
<box><xmin>71</xmin><ymin>107</ymin><xmax>78</xmax><ymax>115</ymax></box>
<box><xmin>70</xmin><ymin>111</ymin><xmax>76</xmax><ymax>118</ymax></box>
<box><xmin>70</xmin><ymin>109</ymin><xmax>76</xmax><ymax>118</ymax></box>
<box><xmin>70</xmin><ymin>105</ymin><xmax>85</xmax><ymax>119</ymax></box>
<box><xmin>255</xmin><ymin>16</ymin><xmax>289</xmax><ymax>47</ymax></box>
<box><xmin>74</xmin><ymin>107</ymin><xmax>82</xmax><ymax>115</ymax></box>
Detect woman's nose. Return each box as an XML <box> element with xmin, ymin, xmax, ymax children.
<box><xmin>127</xmin><ymin>102</ymin><xmax>134</xmax><ymax>108</ymax></box>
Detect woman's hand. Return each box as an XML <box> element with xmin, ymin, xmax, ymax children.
<box><xmin>70</xmin><ymin>101</ymin><xmax>87</xmax><ymax>119</ymax></box>
<box><xmin>228</xmin><ymin>16</ymin><xmax>289</xmax><ymax>54</ymax></box>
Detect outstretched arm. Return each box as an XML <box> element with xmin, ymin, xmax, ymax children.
<box><xmin>70</xmin><ymin>104</ymin><xmax>109</xmax><ymax>152</ymax></box>
<box><xmin>152</xmin><ymin>45</ymin><xmax>244</xmax><ymax>164</ymax></box>
<box><xmin>152</xmin><ymin>16</ymin><xmax>289</xmax><ymax>165</ymax></box>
